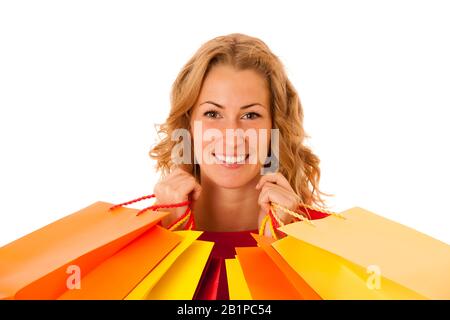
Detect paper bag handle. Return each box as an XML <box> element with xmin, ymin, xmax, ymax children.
<box><xmin>259</xmin><ymin>202</ymin><xmax>344</xmax><ymax>240</ymax></box>
<box><xmin>109</xmin><ymin>194</ymin><xmax>195</xmax><ymax>230</ymax></box>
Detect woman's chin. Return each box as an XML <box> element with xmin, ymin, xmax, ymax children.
<box><xmin>203</xmin><ymin>166</ymin><xmax>260</xmax><ymax>189</ymax></box>
<box><xmin>216</xmin><ymin>180</ymin><xmax>249</xmax><ymax>189</ymax></box>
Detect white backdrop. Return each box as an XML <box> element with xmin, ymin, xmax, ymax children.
<box><xmin>0</xmin><ymin>0</ymin><xmax>449</xmax><ymax>247</ymax></box>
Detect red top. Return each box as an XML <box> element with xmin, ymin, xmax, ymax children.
<box><xmin>193</xmin><ymin>229</ymin><xmax>258</xmax><ymax>300</ymax></box>
<box><xmin>192</xmin><ymin>209</ymin><xmax>329</xmax><ymax>300</ymax></box>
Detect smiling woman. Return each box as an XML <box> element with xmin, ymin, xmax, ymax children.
<box><xmin>148</xmin><ymin>33</ymin><xmax>328</xmax><ymax>299</ymax></box>
<box><xmin>189</xmin><ymin>64</ymin><xmax>273</xmax><ymax>195</ymax></box>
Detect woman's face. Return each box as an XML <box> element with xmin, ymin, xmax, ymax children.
<box><xmin>190</xmin><ymin>64</ymin><xmax>272</xmax><ymax>188</ymax></box>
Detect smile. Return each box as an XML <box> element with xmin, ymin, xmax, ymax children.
<box><xmin>212</xmin><ymin>153</ymin><xmax>249</xmax><ymax>165</ymax></box>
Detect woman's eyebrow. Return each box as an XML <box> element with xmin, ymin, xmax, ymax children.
<box><xmin>199</xmin><ymin>101</ymin><xmax>265</xmax><ymax>109</ymax></box>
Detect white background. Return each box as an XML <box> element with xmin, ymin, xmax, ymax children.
<box><xmin>0</xmin><ymin>0</ymin><xmax>449</xmax><ymax>247</ymax></box>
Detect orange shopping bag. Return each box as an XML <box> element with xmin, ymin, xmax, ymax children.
<box><xmin>250</xmin><ymin>234</ymin><xmax>321</xmax><ymax>300</ymax></box>
<box><xmin>230</xmin><ymin>244</ymin><xmax>320</xmax><ymax>300</ymax></box>
<box><xmin>233</xmin><ymin>246</ymin><xmax>304</xmax><ymax>300</ymax></box>
<box><xmin>0</xmin><ymin>201</ymin><xmax>168</xmax><ymax>300</ymax></box>
<box><xmin>58</xmin><ymin>225</ymin><xmax>181</xmax><ymax>300</ymax></box>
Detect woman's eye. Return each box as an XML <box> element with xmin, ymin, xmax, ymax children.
<box><xmin>203</xmin><ymin>110</ymin><xmax>221</xmax><ymax>118</ymax></box>
<box><xmin>242</xmin><ymin>112</ymin><xmax>261</xmax><ymax>120</ymax></box>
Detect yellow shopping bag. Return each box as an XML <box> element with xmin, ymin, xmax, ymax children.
<box><xmin>275</xmin><ymin>207</ymin><xmax>450</xmax><ymax>300</ymax></box>
<box><xmin>145</xmin><ymin>239</ymin><xmax>214</xmax><ymax>300</ymax></box>
<box><xmin>225</xmin><ymin>258</ymin><xmax>252</xmax><ymax>300</ymax></box>
<box><xmin>125</xmin><ymin>230</ymin><xmax>204</xmax><ymax>300</ymax></box>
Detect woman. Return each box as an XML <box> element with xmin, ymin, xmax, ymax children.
<box><xmin>149</xmin><ymin>33</ymin><xmax>328</xmax><ymax>299</ymax></box>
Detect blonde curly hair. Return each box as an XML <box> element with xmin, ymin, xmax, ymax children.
<box><xmin>149</xmin><ymin>33</ymin><xmax>327</xmax><ymax>207</ymax></box>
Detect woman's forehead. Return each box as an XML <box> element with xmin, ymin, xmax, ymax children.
<box><xmin>196</xmin><ymin>65</ymin><xmax>270</xmax><ymax>108</ymax></box>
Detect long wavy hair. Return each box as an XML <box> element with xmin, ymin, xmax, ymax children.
<box><xmin>149</xmin><ymin>33</ymin><xmax>327</xmax><ymax>207</ymax></box>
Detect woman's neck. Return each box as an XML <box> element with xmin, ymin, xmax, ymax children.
<box><xmin>192</xmin><ymin>174</ymin><xmax>261</xmax><ymax>232</ymax></box>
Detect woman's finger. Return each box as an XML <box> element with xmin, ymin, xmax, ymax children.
<box><xmin>192</xmin><ymin>183</ymin><xmax>202</xmax><ymax>201</ymax></box>
<box><xmin>257</xmin><ymin>182</ymin><xmax>299</xmax><ymax>221</ymax></box>
<box><xmin>255</xmin><ymin>172</ymin><xmax>293</xmax><ymax>191</ymax></box>
<box><xmin>258</xmin><ymin>183</ymin><xmax>290</xmax><ymax>211</ymax></box>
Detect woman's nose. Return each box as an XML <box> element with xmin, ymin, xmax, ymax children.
<box><xmin>220</xmin><ymin>116</ymin><xmax>241</xmax><ymax>130</ymax></box>
<box><xmin>221</xmin><ymin>124</ymin><xmax>246</xmax><ymax>154</ymax></box>
<box><xmin>223</xmin><ymin>131</ymin><xmax>245</xmax><ymax>148</ymax></box>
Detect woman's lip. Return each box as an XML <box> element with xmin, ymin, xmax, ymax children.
<box><xmin>212</xmin><ymin>153</ymin><xmax>248</xmax><ymax>157</ymax></box>
<box><xmin>212</xmin><ymin>153</ymin><xmax>249</xmax><ymax>165</ymax></box>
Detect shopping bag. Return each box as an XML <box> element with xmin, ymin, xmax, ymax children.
<box><xmin>58</xmin><ymin>225</ymin><xmax>181</xmax><ymax>299</ymax></box>
<box><xmin>0</xmin><ymin>201</ymin><xmax>168</xmax><ymax>300</ymax></box>
<box><xmin>145</xmin><ymin>239</ymin><xmax>214</xmax><ymax>300</ymax></box>
<box><xmin>125</xmin><ymin>230</ymin><xmax>204</xmax><ymax>299</ymax></box>
<box><xmin>234</xmin><ymin>246</ymin><xmax>305</xmax><ymax>300</ymax></box>
<box><xmin>225</xmin><ymin>258</ymin><xmax>252</xmax><ymax>300</ymax></box>
<box><xmin>251</xmin><ymin>234</ymin><xmax>321</xmax><ymax>300</ymax></box>
<box><xmin>274</xmin><ymin>235</ymin><xmax>426</xmax><ymax>299</ymax></box>
<box><xmin>275</xmin><ymin>207</ymin><xmax>450</xmax><ymax>299</ymax></box>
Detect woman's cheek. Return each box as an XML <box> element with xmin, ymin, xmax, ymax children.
<box><xmin>191</xmin><ymin>120</ymin><xmax>214</xmax><ymax>164</ymax></box>
<box><xmin>249</xmin><ymin>125</ymin><xmax>271</xmax><ymax>167</ymax></box>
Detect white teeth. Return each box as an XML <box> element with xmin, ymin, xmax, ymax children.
<box><xmin>214</xmin><ymin>154</ymin><xmax>247</xmax><ymax>164</ymax></box>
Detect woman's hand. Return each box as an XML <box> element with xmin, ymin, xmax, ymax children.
<box><xmin>154</xmin><ymin>165</ymin><xmax>202</xmax><ymax>229</ymax></box>
<box><xmin>256</xmin><ymin>172</ymin><xmax>300</xmax><ymax>237</ymax></box>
